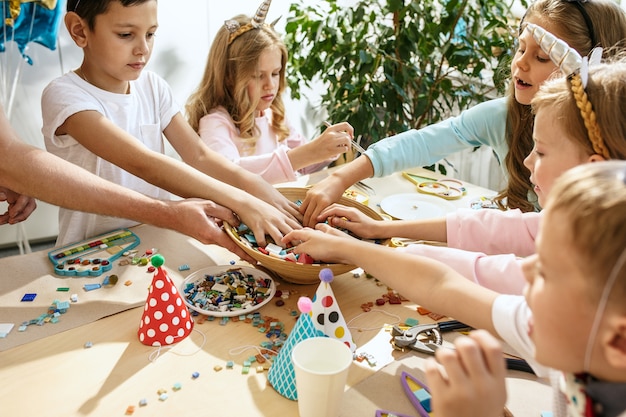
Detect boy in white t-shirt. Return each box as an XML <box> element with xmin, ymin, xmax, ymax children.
<box><xmin>42</xmin><ymin>0</ymin><xmax>301</xmax><ymax>246</ymax></box>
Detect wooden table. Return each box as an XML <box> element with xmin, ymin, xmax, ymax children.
<box><xmin>0</xmin><ymin>168</ymin><xmax>550</xmax><ymax>417</ymax></box>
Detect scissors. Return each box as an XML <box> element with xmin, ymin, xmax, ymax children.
<box><xmin>391</xmin><ymin>320</ymin><xmax>470</xmax><ymax>354</ymax></box>
<box><xmin>402</xmin><ymin>172</ymin><xmax>466</xmax><ymax>200</ymax></box>
<box><xmin>391</xmin><ymin>320</ymin><xmax>535</xmax><ymax>374</ymax></box>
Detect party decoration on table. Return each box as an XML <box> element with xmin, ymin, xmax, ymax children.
<box><xmin>137</xmin><ymin>255</ymin><xmax>194</xmax><ymax>347</ymax></box>
<box><xmin>48</xmin><ymin>228</ymin><xmax>140</xmax><ymax>277</ymax></box>
<box><xmin>180</xmin><ymin>265</ymin><xmax>275</xmax><ymax>317</ymax></box>
<box><xmin>267</xmin><ymin>296</ymin><xmax>324</xmax><ymax>400</ymax></box>
<box><xmin>310</xmin><ymin>268</ymin><xmax>356</xmax><ymax>352</ymax></box>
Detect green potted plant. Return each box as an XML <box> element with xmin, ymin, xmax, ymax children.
<box><xmin>284</xmin><ymin>0</ymin><xmax>522</xmax><ymax>152</ymax></box>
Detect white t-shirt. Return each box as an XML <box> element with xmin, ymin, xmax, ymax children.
<box><xmin>493</xmin><ymin>295</ymin><xmax>569</xmax><ymax>417</ymax></box>
<box><xmin>42</xmin><ymin>71</ymin><xmax>176</xmax><ymax>246</ymax></box>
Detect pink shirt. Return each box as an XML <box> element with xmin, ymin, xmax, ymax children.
<box><xmin>198</xmin><ymin>106</ymin><xmax>331</xmax><ymax>184</ymax></box>
<box><xmin>401</xmin><ymin>209</ymin><xmax>541</xmax><ymax>294</ymax></box>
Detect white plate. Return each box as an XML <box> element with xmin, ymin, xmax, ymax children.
<box><xmin>180</xmin><ymin>265</ymin><xmax>276</xmax><ymax>317</ymax></box>
<box><xmin>380</xmin><ymin>193</ymin><xmax>456</xmax><ymax>220</ymax></box>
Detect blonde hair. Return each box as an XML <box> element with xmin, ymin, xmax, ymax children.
<box><xmin>531</xmin><ymin>58</ymin><xmax>626</xmax><ymax>161</ymax></box>
<box><xmin>494</xmin><ymin>0</ymin><xmax>626</xmax><ymax>212</ymax></box>
<box><xmin>545</xmin><ymin>161</ymin><xmax>626</xmax><ymax>306</ymax></box>
<box><xmin>185</xmin><ymin>14</ymin><xmax>290</xmax><ymax>153</ymax></box>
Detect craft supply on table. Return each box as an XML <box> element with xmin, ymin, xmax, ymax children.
<box><xmin>181</xmin><ymin>265</ymin><xmax>276</xmax><ymax>317</ymax></box>
<box><xmin>402</xmin><ymin>171</ymin><xmax>466</xmax><ymax>200</ymax></box>
<box><xmin>342</xmin><ymin>188</ymin><xmax>369</xmax><ymax>205</ymax></box>
<box><xmin>225</xmin><ymin>187</ymin><xmax>386</xmax><ymax>284</ymax></box>
<box><xmin>48</xmin><ymin>228</ymin><xmax>140</xmax><ymax>277</ymax></box>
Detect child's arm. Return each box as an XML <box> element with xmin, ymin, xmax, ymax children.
<box><xmin>283</xmin><ymin>224</ymin><xmax>497</xmax><ymax>333</ymax></box>
<box><xmin>61</xmin><ymin>110</ymin><xmax>300</xmax><ymax>246</ymax></box>
<box><xmin>317</xmin><ymin>204</ymin><xmax>448</xmax><ymax>241</ymax></box>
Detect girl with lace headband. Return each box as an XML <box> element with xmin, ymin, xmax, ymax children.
<box><xmin>185</xmin><ymin>0</ymin><xmax>354</xmax><ymax>185</ymax></box>
<box><xmin>304</xmin><ymin>25</ymin><xmax>626</xmax><ymax>299</ymax></box>
<box><xmin>298</xmin><ymin>0</ymin><xmax>626</xmax><ymax>227</ymax></box>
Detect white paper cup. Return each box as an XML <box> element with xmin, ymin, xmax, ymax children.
<box><xmin>291</xmin><ymin>337</ymin><xmax>353</xmax><ymax>417</ymax></box>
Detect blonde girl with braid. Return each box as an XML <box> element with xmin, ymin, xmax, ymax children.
<box><xmin>299</xmin><ymin>0</ymin><xmax>626</xmax><ymax>227</ymax></box>
<box><xmin>185</xmin><ymin>0</ymin><xmax>353</xmax><ymax>185</ymax></box>
<box><xmin>309</xmin><ymin>25</ymin><xmax>626</xmax><ymax>296</ymax></box>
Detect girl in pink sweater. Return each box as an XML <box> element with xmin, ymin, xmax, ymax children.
<box><xmin>185</xmin><ymin>0</ymin><xmax>353</xmax><ymax>184</ymax></box>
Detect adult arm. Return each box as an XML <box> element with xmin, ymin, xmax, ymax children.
<box><xmin>0</xmin><ymin>107</ymin><xmax>254</xmax><ymax>260</ymax></box>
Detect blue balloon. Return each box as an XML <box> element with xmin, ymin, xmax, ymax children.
<box><xmin>1</xmin><ymin>1</ymin><xmax>63</xmax><ymax>65</ymax></box>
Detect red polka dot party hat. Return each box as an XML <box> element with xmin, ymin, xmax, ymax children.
<box><xmin>137</xmin><ymin>254</ymin><xmax>193</xmax><ymax>346</ymax></box>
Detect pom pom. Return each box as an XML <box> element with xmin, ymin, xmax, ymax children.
<box><xmin>297</xmin><ymin>296</ymin><xmax>312</xmax><ymax>314</ymax></box>
<box><xmin>319</xmin><ymin>268</ymin><xmax>334</xmax><ymax>283</ymax></box>
<box><xmin>151</xmin><ymin>254</ymin><xmax>165</xmax><ymax>268</ymax></box>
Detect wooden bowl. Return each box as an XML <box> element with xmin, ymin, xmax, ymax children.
<box><xmin>225</xmin><ymin>187</ymin><xmax>384</xmax><ymax>284</ymax></box>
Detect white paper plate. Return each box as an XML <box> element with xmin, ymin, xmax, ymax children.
<box><xmin>180</xmin><ymin>265</ymin><xmax>276</xmax><ymax>317</ymax></box>
<box><xmin>380</xmin><ymin>193</ymin><xmax>457</xmax><ymax>220</ymax></box>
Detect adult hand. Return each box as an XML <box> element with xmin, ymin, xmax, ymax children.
<box><xmin>0</xmin><ymin>187</ymin><xmax>37</xmax><ymax>225</ymax></box>
<box><xmin>169</xmin><ymin>198</ymin><xmax>256</xmax><ymax>264</ymax></box>
<box><xmin>318</xmin><ymin>203</ymin><xmax>384</xmax><ymax>239</ymax></box>
<box><xmin>248</xmin><ymin>180</ymin><xmax>303</xmax><ymax>224</ymax></box>
<box><xmin>234</xmin><ymin>196</ymin><xmax>303</xmax><ymax>248</ymax></box>
<box><xmin>424</xmin><ymin>329</ymin><xmax>507</xmax><ymax>417</ymax></box>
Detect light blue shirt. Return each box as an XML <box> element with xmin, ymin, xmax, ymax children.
<box><xmin>364</xmin><ymin>97</ymin><xmax>509</xmax><ymax>177</ymax></box>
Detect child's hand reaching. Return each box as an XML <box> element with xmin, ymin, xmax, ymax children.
<box><xmin>318</xmin><ymin>203</ymin><xmax>385</xmax><ymax>239</ymax></box>
<box><xmin>425</xmin><ymin>330</ymin><xmax>507</xmax><ymax>417</ymax></box>
<box><xmin>282</xmin><ymin>223</ymin><xmax>357</xmax><ymax>264</ymax></box>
